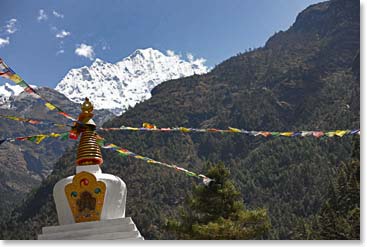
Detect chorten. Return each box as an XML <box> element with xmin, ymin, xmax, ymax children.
<box><xmin>38</xmin><ymin>98</ymin><xmax>144</xmax><ymax>240</ymax></box>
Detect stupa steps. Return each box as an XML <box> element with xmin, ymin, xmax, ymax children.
<box><xmin>42</xmin><ymin>217</ymin><xmax>133</xmax><ymax>234</ymax></box>
<box><xmin>38</xmin><ymin>217</ymin><xmax>144</xmax><ymax>240</ymax></box>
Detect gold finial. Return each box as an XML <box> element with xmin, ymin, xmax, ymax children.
<box><xmin>74</xmin><ymin>98</ymin><xmax>103</xmax><ymax>166</ymax></box>
<box><xmin>81</xmin><ymin>97</ymin><xmax>93</xmax><ymax>114</ymax></box>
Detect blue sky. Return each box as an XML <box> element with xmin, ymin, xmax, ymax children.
<box><xmin>0</xmin><ymin>0</ymin><xmax>321</xmax><ymax>88</ymax></box>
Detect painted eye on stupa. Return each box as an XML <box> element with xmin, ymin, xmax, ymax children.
<box><xmin>94</xmin><ymin>188</ymin><xmax>101</xmax><ymax>194</ymax></box>
<box><xmin>71</xmin><ymin>191</ymin><xmax>78</xmax><ymax>197</ymax></box>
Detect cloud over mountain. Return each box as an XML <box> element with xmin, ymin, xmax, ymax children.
<box><xmin>75</xmin><ymin>43</ymin><xmax>95</xmax><ymax>60</ymax></box>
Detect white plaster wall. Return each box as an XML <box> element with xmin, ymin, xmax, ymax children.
<box><xmin>54</xmin><ymin>165</ymin><xmax>127</xmax><ymax>225</ymax></box>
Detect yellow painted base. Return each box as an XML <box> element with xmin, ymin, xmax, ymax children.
<box><xmin>65</xmin><ymin>171</ymin><xmax>106</xmax><ymax>223</ymax></box>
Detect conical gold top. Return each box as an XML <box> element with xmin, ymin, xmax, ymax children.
<box><xmin>75</xmin><ymin>98</ymin><xmax>103</xmax><ymax>166</ymax></box>
<box><xmin>81</xmin><ymin>97</ymin><xmax>94</xmax><ymax>113</ymax></box>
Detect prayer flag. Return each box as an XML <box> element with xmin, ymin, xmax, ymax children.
<box><xmin>45</xmin><ymin>102</ymin><xmax>57</xmax><ymax>110</ymax></box>
<box><xmin>35</xmin><ymin>135</ymin><xmax>47</xmax><ymax>144</ymax></box>
<box><xmin>228</xmin><ymin>127</ymin><xmax>242</xmax><ymax>133</ymax></box>
<box><xmin>9</xmin><ymin>74</ymin><xmax>23</xmax><ymax>83</ymax></box>
<box><xmin>312</xmin><ymin>131</ymin><xmax>324</xmax><ymax>138</ymax></box>
<box><xmin>335</xmin><ymin>130</ymin><xmax>348</xmax><ymax>137</ymax></box>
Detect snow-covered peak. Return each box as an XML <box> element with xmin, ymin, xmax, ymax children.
<box><xmin>0</xmin><ymin>82</ymin><xmax>39</xmax><ymax>107</ymax></box>
<box><xmin>0</xmin><ymin>82</ymin><xmax>24</xmax><ymax>98</ymax></box>
<box><xmin>91</xmin><ymin>58</ymin><xmax>107</xmax><ymax>67</ymax></box>
<box><xmin>55</xmin><ymin>48</ymin><xmax>209</xmax><ymax>115</ymax></box>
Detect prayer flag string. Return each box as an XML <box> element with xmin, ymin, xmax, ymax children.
<box><xmin>0</xmin><ymin>114</ymin><xmax>72</xmax><ymax>128</ymax></box>
<box><xmin>0</xmin><ymin>58</ymin><xmax>77</xmax><ymax>122</ymax></box>
<box><xmin>0</xmin><ymin>130</ymin><xmax>214</xmax><ymax>184</ymax></box>
<box><xmin>0</xmin><ymin>110</ymin><xmax>360</xmax><ymax>140</ymax></box>
<box><xmin>0</xmin><ymin>113</ymin><xmax>359</xmax><ymax>139</ymax></box>
<box><xmin>0</xmin><ymin>132</ymin><xmax>70</xmax><ymax>146</ymax></box>
<box><xmin>99</xmin><ymin>123</ymin><xmax>360</xmax><ymax>138</ymax></box>
<box><xmin>96</xmin><ymin>135</ymin><xmax>214</xmax><ymax>185</ymax></box>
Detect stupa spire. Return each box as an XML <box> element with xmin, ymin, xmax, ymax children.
<box><xmin>74</xmin><ymin>97</ymin><xmax>103</xmax><ymax>166</ymax></box>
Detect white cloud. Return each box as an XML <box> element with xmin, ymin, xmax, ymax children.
<box><xmin>186</xmin><ymin>53</ymin><xmax>194</xmax><ymax>62</ymax></box>
<box><xmin>166</xmin><ymin>49</ymin><xmax>175</xmax><ymax>57</ymax></box>
<box><xmin>166</xmin><ymin>49</ymin><xmax>182</xmax><ymax>60</ymax></box>
<box><xmin>52</xmin><ymin>10</ymin><xmax>64</xmax><ymax>18</ymax></box>
<box><xmin>0</xmin><ymin>19</ymin><xmax>17</xmax><ymax>48</ymax></box>
<box><xmin>56</xmin><ymin>49</ymin><xmax>65</xmax><ymax>55</ymax></box>
<box><xmin>193</xmin><ymin>57</ymin><xmax>207</xmax><ymax>65</ymax></box>
<box><xmin>56</xmin><ymin>30</ymin><xmax>71</xmax><ymax>39</ymax></box>
<box><xmin>5</xmin><ymin>19</ymin><xmax>17</xmax><ymax>34</ymax></box>
<box><xmin>102</xmin><ymin>45</ymin><xmax>110</xmax><ymax>51</ymax></box>
<box><xmin>0</xmin><ymin>37</ymin><xmax>10</xmax><ymax>47</ymax></box>
<box><xmin>37</xmin><ymin>9</ymin><xmax>48</xmax><ymax>22</ymax></box>
<box><xmin>185</xmin><ymin>53</ymin><xmax>207</xmax><ymax>66</ymax></box>
<box><xmin>75</xmin><ymin>43</ymin><xmax>95</xmax><ymax>60</ymax></box>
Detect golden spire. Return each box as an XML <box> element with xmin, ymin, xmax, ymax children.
<box><xmin>75</xmin><ymin>98</ymin><xmax>103</xmax><ymax>166</ymax></box>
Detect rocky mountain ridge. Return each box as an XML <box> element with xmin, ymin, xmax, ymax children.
<box><xmin>55</xmin><ymin>48</ymin><xmax>209</xmax><ymax>115</ymax></box>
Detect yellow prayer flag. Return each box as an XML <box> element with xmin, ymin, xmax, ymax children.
<box><xmin>325</xmin><ymin>131</ymin><xmax>336</xmax><ymax>137</ymax></box>
<box><xmin>142</xmin><ymin>122</ymin><xmax>157</xmax><ymax>129</ymax></box>
<box><xmin>335</xmin><ymin>130</ymin><xmax>348</xmax><ymax>137</ymax></box>
<box><xmin>10</xmin><ymin>74</ymin><xmax>23</xmax><ymax>83</ymax></box>
<box><xmin>280</xmin><ymin>132</ymin><xmax>293</xmax><ymax>137</ymax></box>
<box><xmin>228</xmin><ymin>127</ymin><xmax>242</xmax><ymax>133</ymax></box>
<box><xmin>8</xmin><ymin>116</ymin><xmax>19</xmax><ymax>120</ymax></box>
<box><xmin>50</xmin><ymin>133</ymin><xmax>61</xmax><ymax>138</ymax></box>
<box><xmin>45</xmin><ymin>102</ymin><xmax>56</xmax><ymax>110</ymax></box>
<box><xmin>180</xmin><ymin>127</ymin><xmax>190</xmax><ymax>132</ymax></box>
<box><xmin>127</xmin><ymin>127</ymin><xmax>139</xmax><ymax>131</ymax></box>
<box><xmin>35</xmin><ymin>135</ymin><xmax>47</xmax><ymax>144</ymax></box>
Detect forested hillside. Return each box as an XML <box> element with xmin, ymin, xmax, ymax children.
<box><xmin>0</xmin><ymin>0</ymin><xmax>359</xmax><ymax>240</ymax></box>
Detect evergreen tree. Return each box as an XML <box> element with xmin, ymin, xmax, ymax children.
<box><xmin>315</xmin><ymin>136</ymin><xmax>360</xmax><ymax>239</ymax></box>
<box><xmin>167</xmin><ymin>163</ymin><xmax>270</xmax><ymax>239</ymax></box>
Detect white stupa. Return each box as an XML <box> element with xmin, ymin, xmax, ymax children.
<box><xmin>38</xmin><ymin>98</ymin><xmax>144</xmax><ymax>240</ymax></box>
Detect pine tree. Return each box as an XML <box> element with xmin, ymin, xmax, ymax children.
<box><xmin>316</xmin><ymin>136</ymin><xmax>360</xmax><ymax>239</ymax></box>
<box><xmin>167</xmin><ymin>163</ymin><xmax>270</xmax><ymax>239</ymax></box>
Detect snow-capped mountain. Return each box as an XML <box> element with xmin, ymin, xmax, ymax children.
<box><xmin>0</xmin><ymin>82</ymin><xmax>23</xmax><ymax>98</ymax></box>
<box><xmin>55</xmin><ymin>48</ymin><xmax>209</xmax><ymax>115</ymax></box>
<box><xmin>0</xmin><ymin>82</ymin><xmax>40</xmax><ymax>108</ymax></box>
<box><xmin>0</xmin><ymin>82</ymin><xmax>25</xmax><ymax>106</ymax></box>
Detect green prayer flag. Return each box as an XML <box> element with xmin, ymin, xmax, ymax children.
<box><xmin>27</xmin><ymin>136</ymin><xmax>37</xmax><ymax>142</ymax></box>
<box><xmin>60</xmin><ymin>132</ymin><xmax>69</xmax><ymax>141</ymax></box>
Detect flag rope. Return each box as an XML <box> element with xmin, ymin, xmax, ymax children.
<box><xmin>99</xmin><ymin>123</ymin><xmax>360</xmax><ymax>138</ymax></box>
<box><xmin>96</xmin><ymin>134</ymin><xmax>214</xmax><ymax>185</ymax></box>
<box><xmin>0</xmin><ymin>131</ymin><xmax>215</xmax><ymax>184</ymax></box>
<box><xmin>0</xmin><ymin>113</ymin><xmax>360</xmax><ymax>139</ymax></box>
<box><xmin>0</xmin><ymin>131</ymin><xmax>70</xmax><ymax>145</ymax></box>
<box><xmin>0</xmin><ymin>114</ymin><xmax>72</xmax><ymax>128</ymax></box>
<box><xmin>0</xmin><ymin>58</ymin><xmax>77</xmax><ymax>122</ymax></box>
